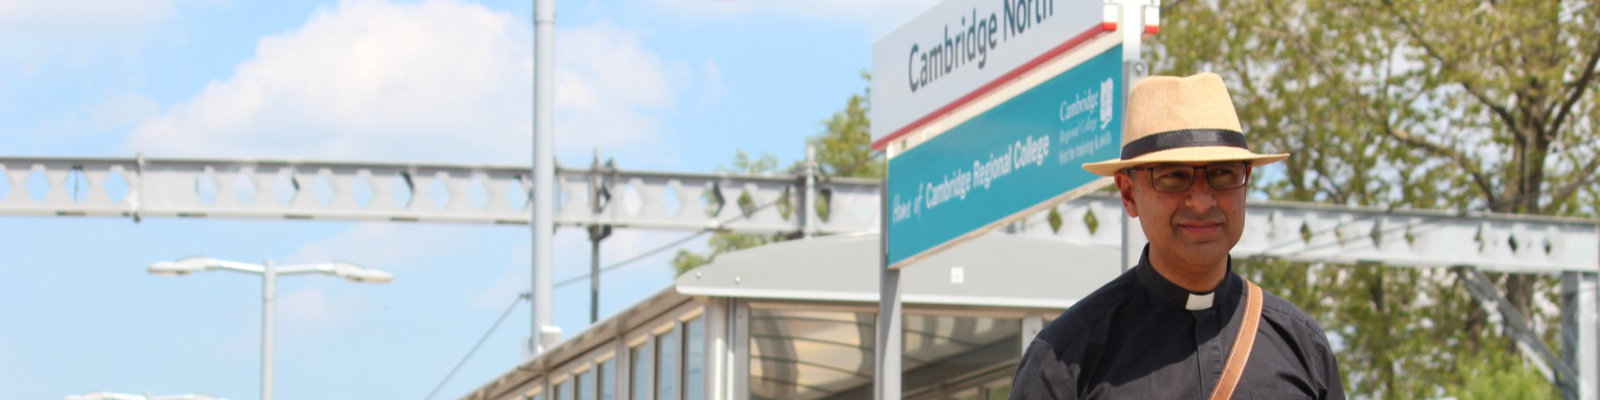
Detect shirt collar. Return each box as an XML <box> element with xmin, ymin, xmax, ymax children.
<box><xmin>1134</xmin><ymin>245</ymin><xmax>1237</xmax><ymax>311</ymax></box>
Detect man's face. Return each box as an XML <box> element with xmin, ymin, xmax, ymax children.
<box><xmin>1115</xmin><ymin>162</ymin><xmax>1250</xmax><ymax>270</ymax></box>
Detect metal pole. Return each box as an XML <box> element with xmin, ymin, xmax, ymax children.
<box><xmin>1118</xmin><ymin>0</ymin><xmax>1151</xmax><ymax>272</ymax></box>
<box><xmin>589</xmin><ymin>235</ymin><xmax>601</xmax><ymax>323</ymax></box>
<box><xmin>586</xmin><ymin>149</ymin><xmax>613</xmax><ymax>324</ymax></box>
<box><xmin>874</xmin><ymin>180</ymin><xmax>901</xmax><ymax>400</ymax></box>
<box><xmin>730</xmin><ymin>300</ymin><xmax>751</xmax><ymax>400</ymax></box>
<box><xmin>531</xmin><ymin>0</ymin><xmax>557</xmax><ymax>357</ymax></box>
<box><xmin>803</xmin><ymin>145</ymin><xmax>817</xmax><ymax>238</ymax></box>
<box><xmin>590</xmin><ymin>150</ymin><xmax>602</xmax><ymax>324</ymax></box>
<box><xmin>1562</xmin><ymin>271</ymin><xmax>1599</xmax><ymax>400</ymax></box>
<box><xmin>262</xmin><ymin>259</ymin><xmax>276</xmax><ymax>400</ymax></box>
<box><xmin>1118</xmin><ymin>57</ymin><xmax>1148</xmax><ymax>272</ymax></box>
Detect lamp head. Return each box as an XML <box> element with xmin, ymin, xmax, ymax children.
<box><xmin>330</xmin><ymin>261</ymin><xmax>393</xmax><ymax>284</ymax></box>
<box><xmin>148</xmin><ymin>256</ymin><xmax>210</xmax><ymax>276</ymax></box>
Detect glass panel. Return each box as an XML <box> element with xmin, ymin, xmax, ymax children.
<box><xmin>684</xmin><ymin>317</ymin><xmax>705</xmax><ymax>400</ymax></box>
<box><xmin>578</xmin><ymin>369</ymin><xmax>594</xmax><ymax>400</ymax></box>
<box><xmin>631</xmin><ymin>343</ymin><xmax>652</xmax><ymax>400</ymax></box>
<box><xmin>555</xmin><ymin>380</ymin><xmax>571</xmax><ymax>400</ymax></box>
<box><xmin>901</xmin><ymin>315</ymin><xmax>1022</xmax><ymax>399</ymax></box>
<box><xmin>985</xmin><ymin>381</ymin><xmax>1013</xmax><ymax>400</ymax></box>
<box><xmin>530</xmin><ymin>394</ymin><xmax>543</xmax><ymax>400</ymax></box>
<box><xmin>656</xmin><ymin>329</ymin><xmax>679</xmax><ymax>400</ymax></box>
<box><xmin>748</xmin><ymin>309</ymin><xmax>875</xmax><ymax>400</ymax></box>
<box><xmin>600</xmin><ymin>359</ymin><xmax>616</xmax><ymax>400</ymax></box>
<box><xmin>746</xmin><ymin>308</ymin><xmax>1023</xmax><ymax>400</ymax></box>
<box><xmin>951</xmin><ymin>387</ymin><xmax>980</xmax><ymax>400</ymax></box>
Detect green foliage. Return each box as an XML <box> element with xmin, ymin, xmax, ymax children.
<box><xmin>1047</xmin><ymin>207</ymin><xmax>1064</xmax><ymax>234</ymax></box>
<box><xmin>673</xmin><ymin>73</ymin><xmax>881</xmax><ymax>276</ymax></box>
<box><xmin>721</xmin><ymin>150</ymin><xmax>781</xmax><ymax>177</ymax></box>
<box><xmin>672</xmin><ymin>231</ymin><xmax>779</xmax><ymax>276</ymax></box>
<box><xmin>670</xmin><ymin>250</ymin><xmax>712</xmax><ymax>276</ymax></box>
<box><xmin>808</xmin><ymin>71</ymin><xmax>883</xmax><ymax>180</ymax></box>
<box><xmin>675</xmin><ymin>149</ymin><xmax>788</xmax><ymax>276</ymax></box>
<box><xmin>1236</xmin><ymin>259</ymin><xmax>1563</xmax><ymax>399</ymax></box>
<box><xmin>1156</xmin><ymin>0</ymin><xmax>1598</xmax><ymax>214</ymax></box>
<box><xmin>1445</xmin><ymin>342</ymin><xmax>1561</xmax><ymax>400</ymax></box>
<box><xmin>1157</xmin><ymin>0</ymin><xmax>1598</xmax><ymax>397</ymax></box>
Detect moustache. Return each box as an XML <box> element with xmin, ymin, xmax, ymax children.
<box><xmin>1172</xmin><ymin>209</ymin><xmax>1226</xmax><ymax>226</ymax></box>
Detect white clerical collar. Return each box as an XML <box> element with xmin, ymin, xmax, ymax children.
<box><xmin>1185</xmin><ymin>292</ymin><xmax>1216</xmax><ymax>310</ymax></box>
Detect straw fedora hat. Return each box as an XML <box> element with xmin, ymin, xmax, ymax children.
<box><xmin>1081</xmin><ymin>72</ymin><xmax>1288</xmax><ymax>176</ymax></box>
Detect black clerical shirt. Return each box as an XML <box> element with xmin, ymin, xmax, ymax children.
<box><xmin>1009</xmin><ymin>246</ymin><xmax>1345</xmax><ymax>399</ymax></box>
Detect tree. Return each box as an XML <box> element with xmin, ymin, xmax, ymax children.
<box><xmin>1154</xmin><ymin>0</ymin><xmax>1599</xmax><ymax>397</ymax></box>
<box><xmin>811</xmin><ymin>71</ymin><xmax>883</xmax><ymax>180</ymax></box>
<box><xmin>672</xmin><ymin>73</ymin><xmax>881</xmax><ymax>275</ymax></box>
<box><xmin>1447</xmin><ymin>346</ymin><xmax>1560</xmax><ymax>400</ymax></box>
<box><xmin>670</xmin><ymin>149</ymin><xmax>788</xmax><ymax>276</ymax></box>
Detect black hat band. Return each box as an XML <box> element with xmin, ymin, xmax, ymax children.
<box><xmin>1120</xmin><ymin>129</ymin><xmax>1249</xmax><ymax>160</ymax></box>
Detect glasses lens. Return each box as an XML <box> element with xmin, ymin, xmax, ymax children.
<box><xmin>1206</xmin><ymin>162</ymin><xmax>1248</xmax><ymax>190</ymax></box>
<box><xmin>1149</xmin><ymin>165</ymin><xmax>1195</xmax><ymax>192</ymax></box>
<box><xmin>1142</xmin><ymin>162</ymin><xmax>1249</xmax><ymax>192</ymax></box>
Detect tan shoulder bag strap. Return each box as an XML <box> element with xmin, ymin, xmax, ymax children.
<box><xmin>1208</xmin><ymin>279</ymin><xmax>1263</xmax><ymax>400</ymax></box>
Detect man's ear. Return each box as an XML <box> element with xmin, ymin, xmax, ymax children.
<box><xmin>1115</xmin><ymin>173</ymin><xmax>1139</xmax><ymax>218</ymax></box>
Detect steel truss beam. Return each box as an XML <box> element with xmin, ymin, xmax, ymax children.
<box><xmin>1020</xmin><ymin>196</ymin><xmax>1598</xmax><ymax>274</ymax></box>
<box><xmin>1</xmin><ymin>156</ymin><xmax>1595</xmax><ymax>273</ymax></box>
<box><xmin>0</xmin><ymin>156</ymin><xmax>880</xmax><ymax>234</ymax></box>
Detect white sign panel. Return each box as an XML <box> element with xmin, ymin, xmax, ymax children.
<box><xmin>871</xmin><ymin>0</ymin><xmax>1111</xmax><ymax>148</ymax></box>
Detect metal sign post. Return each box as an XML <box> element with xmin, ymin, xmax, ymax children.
<box><xmin>1117</xmin><ymin>0</ymin><xmax>1155</xmax><ymax>272</ymax></box>
<box><xmin>531</xmin><ymin>0</ymin><xmax>559</xmax><ymax>359</ymax></box>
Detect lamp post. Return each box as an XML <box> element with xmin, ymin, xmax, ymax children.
<box><xmin>148</xmin><ymin>256</ymin><xmax>393</xmax><ymax>400</ymax></box>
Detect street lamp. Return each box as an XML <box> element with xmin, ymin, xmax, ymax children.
<box><xmin>63</xmin><ymin>391</ymin><xmax>223</xmax><ymax>400</ymax></box>
<box><xmin>148</xmin><ymin>256</ymin><xmax>393</xmax><ymax>400</ymax></box>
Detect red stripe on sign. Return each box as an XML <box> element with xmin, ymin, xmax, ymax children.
<box><xmin>872</xmin><ymin>24</ymin><xmax>1118</xmax><ymax>151</ymax></box>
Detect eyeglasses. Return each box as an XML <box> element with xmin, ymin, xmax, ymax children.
<box><xmin>1122</xmin><ymin>162</ymin><xmax>1251</xmax><ymax>193</ymax></box>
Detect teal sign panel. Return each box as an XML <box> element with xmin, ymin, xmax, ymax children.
<box><xmin>887</xmin><ymin>44</ymin><xmax>1123</xmax><ymax>268</ymax></box>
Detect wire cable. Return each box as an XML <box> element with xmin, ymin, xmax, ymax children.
<box><xmin>551</xmin><ymin>190</ymin><xmax>793</xmax><ymax>288</ymax></box>
<box><xmin>424</xmin><ymin>292</ymin><xmax>529</xmax><ymax>400</ymax></box>
<box><xmin>554</xmin><ymin>229</ymin><xmax>713</xmax><ymax>288</ymax></box>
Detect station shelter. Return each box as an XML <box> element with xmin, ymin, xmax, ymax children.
<box><xmin>459</xmin><ymin>232</ymin><xmax>1121</xmax><ymax>400</ymax></box>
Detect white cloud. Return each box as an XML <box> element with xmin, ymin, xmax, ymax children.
<box><xmin>124</xmin><ymin>0</ymin><xmax>688</xmax><ymax>166</ymax></box>
<box><xmin>0</xmin><ymin>0</ymin><xmax>190</xmax><ymax>74</ymax></box>
<box><xmin>276</xmin><ymin>286</ymin><xmax>364</xmax><ymax>338</ymax></box>
<box><xmin>645</xmin><ymin>0</ymin><xmax>940</xmax><ymax>36</ymax></box>
<box><xmin>127</xmin><ymin>0</ymin><xmax>533</xmax><ymax>164</ymax></box>
<box><xmin>552</xmin><ymin>21</ymin><xmax>684</xmax><ymax>162</ymax></box>
<box><xmin>698</xmin><ymin>58</ymin><xmax>724</xmax><ymax>105</ymax></box>
<box><xmin>88</xmin><ymin>93</ymin><xmax>162</xmax><ymax>131</ymax></box>
<box><xmin>0</xmin><ymin>0</ymin><xmax>181</xmax><ymax>39</ymax></box>
<box><xmin>217</xmin><ymin>286</ymin><xmax>364</xmax><ymax>350</ymax></box>
<box><xmin>40</xmin><ymin>93</ymin><xmax>161</xmax><ymax>137</ymax></box>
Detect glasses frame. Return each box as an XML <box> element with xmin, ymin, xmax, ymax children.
<box><xmin>1121</xmin><ymin>161</ymin><xmax>1253</xmax><ymax>193</ymax></box>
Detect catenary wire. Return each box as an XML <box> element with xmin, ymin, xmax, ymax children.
<box><xmin>424</xmin><ymin>291</ymin><xmax>529</xmax><ymax>400</ymax></box>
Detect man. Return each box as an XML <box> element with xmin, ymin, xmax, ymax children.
<box><xmin>1009</xmin><ymin>73</ymin><xmax>1344</xmax><ymax>399</ymax></box>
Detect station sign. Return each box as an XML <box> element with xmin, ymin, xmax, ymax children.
<box><xmin>884</xmin><ymin>43</ymin><xmax>1122</xmax><ymax>268</ymax></box>
<box><xmin>870</xmin><ymin>0</ymin><xmax>1113</xmax><ymax>147</ymax></box>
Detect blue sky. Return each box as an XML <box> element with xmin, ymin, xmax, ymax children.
<box><xmin>0</xmin><ymin>0</ymin><xmax>936</xmax><ymax>398</ymax></box>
